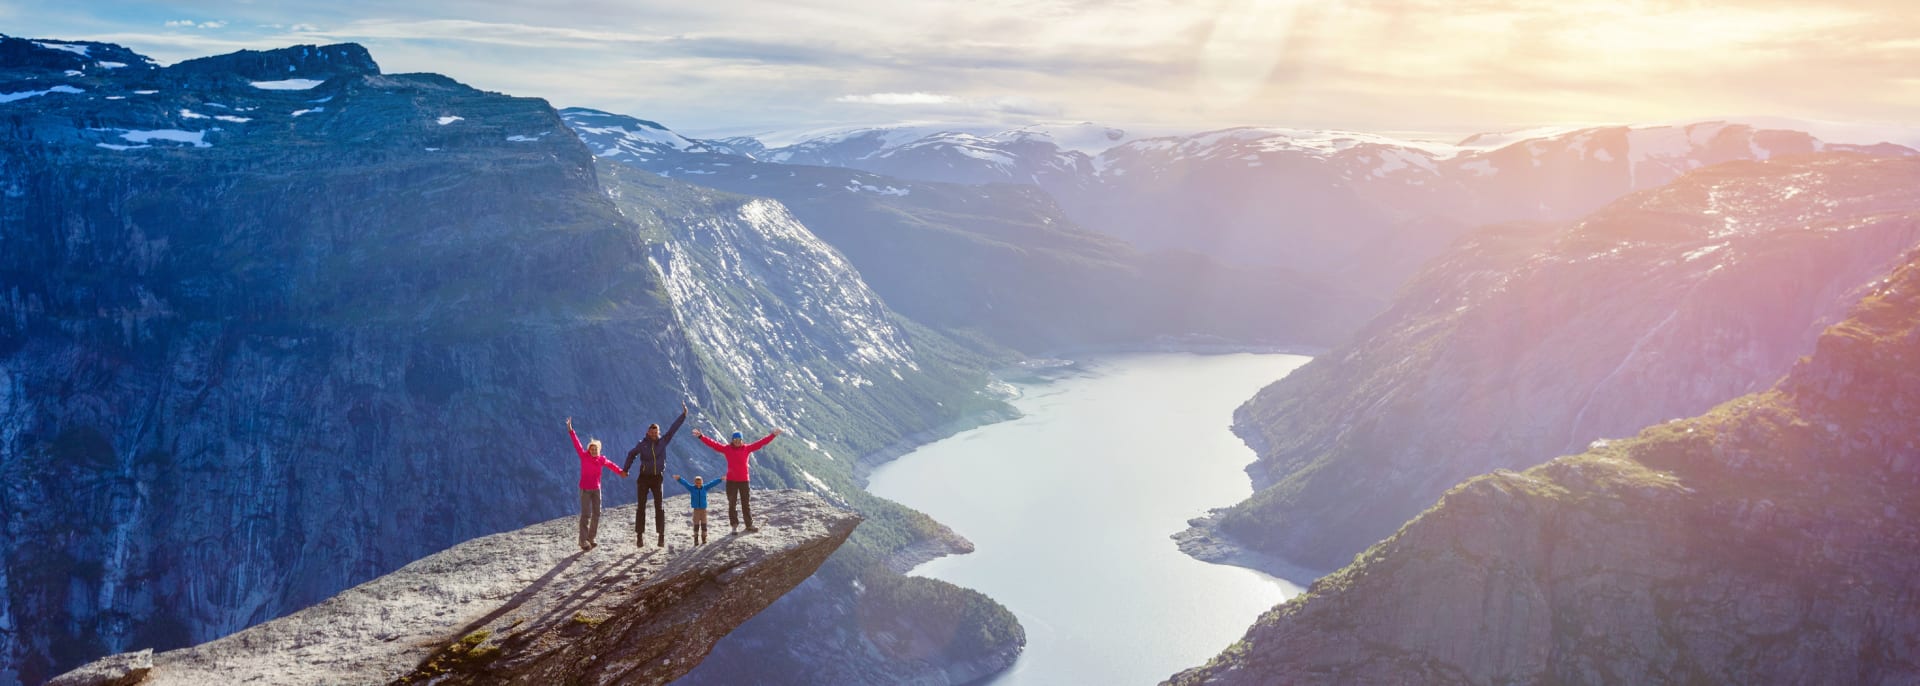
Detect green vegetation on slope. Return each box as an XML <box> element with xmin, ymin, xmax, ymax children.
<box><xmin>1211</xmin><ymin>155</ymin><xmax>1920</xmax><ymax>573</ymax></box>
<box><xmin>1170</xmin><ymin>249</ymin><xmax>1920</xmax><ymax>685</ymax></box>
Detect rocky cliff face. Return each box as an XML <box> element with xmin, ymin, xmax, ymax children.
<box><xmin>48</xmin><ymin>490</ymin><xmax>859</xmax><ymax>686</ymax></box>
<box><xmin>0</xmin><ymin>37</ymin><xmax>706</xmax><ymax>684</ymax></box>
<box><xmin>1199</xmin><ymin>154</ymin><xmax>1920</xmax><ymax>573</ymax></box>
<box><xmin>1169</xmin><ymin>248</ymin><xmax>1920</xmax><ymax>685</ymax></box>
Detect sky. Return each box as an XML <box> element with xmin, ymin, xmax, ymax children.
<box><xmin>6</xmin><ymin>0</ymin><xmax>1918</xmax><ymax>140</ymax></box>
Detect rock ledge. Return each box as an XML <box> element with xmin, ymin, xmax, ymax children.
<box><xmin>53</xmin><ymin>490</ymin><xmax>859</xmax><ymax>686</ymax></box>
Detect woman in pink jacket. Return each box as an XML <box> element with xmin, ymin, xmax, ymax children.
<box><xmin>693</xmin><ymin>427</ymin><xmax>781</xmax><ymax>534</ymax></box>
<box><xmin>567</xmin><ymin>417</ymin><xmax>628</xmax><ymax>551</ymax></box>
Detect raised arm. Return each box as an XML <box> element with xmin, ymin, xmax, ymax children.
<box><xmin>660</xmin><ymin>404</ymin><xmax>687</xmax><ymax>444</ymax></box>
<box><xmin>675</xmin><ymin>476</ymin><xmax>694</xmax><ymax>491</ymax></box>
<box><xmin>746</xmin><ymin>429</ymin><xmax>781</xmax><ymax>451</ymax></box>
<box><xmin>697</xmin><ymin>433</ymin><xmax>726</xmax><ymax>452</ymax></box>
<box><xmin>567</xmin><ymin>419</ymin><xmax>587</xmax><ymax>460</ymax></box>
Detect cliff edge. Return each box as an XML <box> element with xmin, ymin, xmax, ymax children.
<box><xmin>50</xmin><ymin>490</ymin><xmax>859</xmax><ymax>686</ymax></box>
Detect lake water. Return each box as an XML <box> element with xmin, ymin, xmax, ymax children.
<box><xmin>867</xmin><ymin>352</ymin><xmax>1313</xmax><ymax>685</ymax></box>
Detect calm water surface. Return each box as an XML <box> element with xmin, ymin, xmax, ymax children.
<box><xmin>868</xmin><ymin>352</ymin><xmax>1313</xmax><ymax>685</ymax></box>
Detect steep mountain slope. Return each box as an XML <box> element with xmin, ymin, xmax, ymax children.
<box><xmin>1170</xmin><ymin>248</ymin><xmax>1920</xmax><ymax>685</ymax></box>
<box><xmin>0</xmin><ymin>38</ymin><xmax>706</xmax><ymax>684</ymax></box>
<box><xmin>51</xmin><ymin>491</ymin><xmax>858</xmax><ymax>686</ymax></box>
<box><xmin>565</xmin><ymin>108</ymin><xmax>1372</xmax><ymax>352</ymax></box>
<box><xmin>0</xmin><ymin>38</ymin><xmax>1016</xmax><ymax>686</ymax></box>
<box><xmin>1196</xmin><ymin>154</ymin><xmax>1920</xmax><ymax>573</ymax></box>
<box><xmin>595</xmin><ymin>164</ymin><xmax>1025</xmax><ymax>685</ymax></box>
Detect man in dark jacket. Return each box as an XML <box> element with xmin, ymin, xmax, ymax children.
<box><xmin>624</xmin><ymin>402</ymin><xmax>687</xmax><ymax>548</ymax></box>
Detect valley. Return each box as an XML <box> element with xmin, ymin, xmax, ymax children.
<box><xmin>868</xmin><ymin>353</ymin><xmax>1310</xmax><ymax>685</ymax></box>
<box><xmin>6</xmin><ymin>23</ymin><xmax>1920</xmax><ymax>686</ymax></box>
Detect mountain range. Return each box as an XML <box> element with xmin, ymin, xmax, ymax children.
<box><xmin>563</xmin><ymin>107</ymin><xmax>1370</xmax><ymax>352</ymax></box>
<box><xmin>721</xmin><ymin>118</ymin><xmax>1917</xmax><ymax>303</ymax></box>
<box><xmin>8</xmin><ymin>31</ymin><xmax>1920</xmax><ymax>686</ymax></box>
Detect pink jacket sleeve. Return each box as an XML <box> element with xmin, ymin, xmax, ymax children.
<box><xmin>747</xmin><ymin>433</ymin><xmax>777</xmax><ymax>451</ymax></box>
<box><xmin>698</xmin><ymin>434</ymin><xmax>726</xmax><ymax>452</ymax></box>
<box><xmin>569</xmin><ymin>426</ymin><xmax>588</xmax><ymax>460</ymax></box>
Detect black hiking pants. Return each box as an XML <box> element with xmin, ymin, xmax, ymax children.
<box><xmin>726</xmin><ymin>479</ymin><xmax>752</xmax><ymax>529</ymax></box>
<box><xmin>637</xmin><ymin>473</ymin><xmax>665</xmax><ymax>535</ymax></box>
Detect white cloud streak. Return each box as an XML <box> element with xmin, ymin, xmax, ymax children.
<box><xmin>15</xmin><ymin>0</ymin><xmax>1920</xmax><ymax>137</ymax></box>
<box><xmin>836</xmin><ymin>92</ymin><xmax>958</xmax><ymax>105</ymax></box>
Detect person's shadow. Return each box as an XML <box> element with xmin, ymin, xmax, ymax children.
<box><xmin>446</xmin><ymin>551</ymin><xmax>584</xmax><ymax>639</ymax></box>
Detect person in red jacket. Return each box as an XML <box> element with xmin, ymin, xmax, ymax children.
<box><xmin>567</xmin><ymin>417</ymin><xmax>628</xmax><ymax>551</ymax></box>
<box><xmin>693</xmin><ymin>427</ymin><xmax>781</xmax><ymax>534</ymax></box>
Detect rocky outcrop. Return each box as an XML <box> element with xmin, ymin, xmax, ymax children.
<box><xmin>50</xmin><ymin>490</ymin><xmax>859</xmax><ymax>685</ymax></box>
<box><xmin>1169</xmin><ymin>251</ymin><xmax>1920</xmax><ymax>685</ymax></box>
<box><xmin>44</xmin><ymin>650</ymin><xmax>149</xmax><ymax>686</ymax></box>
<box><xmin>1204</xmin><ymin>154</ymin><xmax>1920</xmax><ymax>572</ymax></box>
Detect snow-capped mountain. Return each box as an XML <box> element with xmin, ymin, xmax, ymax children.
<box><xmin>752</xmin><ymin>117</ymin><xmax>1917</xmax><ymax>298</ymax></box>
<box><xmin>1058</xmin><ymin>120</ymin><xmax>1918</xmax><ymax>297</ymax></box>
<box><xmin>0</xmin><ymin>35</ymin><xmax>156</xmax><ymax>76</ymax></box>
<box><xmin>750</xmin><ymin>121</ymin><xmax>1134</xmax><ymax>186</ymax></box>
<box><xmin>559</xmin><ymin>107</ymin><xmax>720</xmax><ymax>159</ymax></box>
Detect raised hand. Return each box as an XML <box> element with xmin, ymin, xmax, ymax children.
<box><xmin>771</xmin><ymin>428</ymin><xmax>784</xmax><ymax>437</ymax></box>
<box><xmin>566</xmin><ymin>417</ymin><xmax>574</xmax><ymax>430</ymax></box>
<box><xmin>692</xmin><ymin>428</ymin><xmax>704</xmax><ymax>438</ymax></box>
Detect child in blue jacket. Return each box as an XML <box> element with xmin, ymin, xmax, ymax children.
<box><xmin>675</xmin><ymin>474</ymin><xmax>725</xmax><ymax>545</ymax></box>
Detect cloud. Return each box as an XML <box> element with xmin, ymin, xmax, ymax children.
<box><xmin>836</xmin><ymin>92</ymin><xmax>958</xmax><ymax>105</ymax></box>
<box><xmin>983</xmin><ymin>96</ymin><xmax>1061</xmax><ymax>116</ymax></box>
<box><xmin>24</xmin><ymin>0</ymin><xmax>1920</xmax><ymax>135</ymax></box>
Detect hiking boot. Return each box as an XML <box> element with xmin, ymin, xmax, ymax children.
<box><xmin>745</xmin><ymin>526</ymin><xmax>759</xmax><ymax>534</ymax></box>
